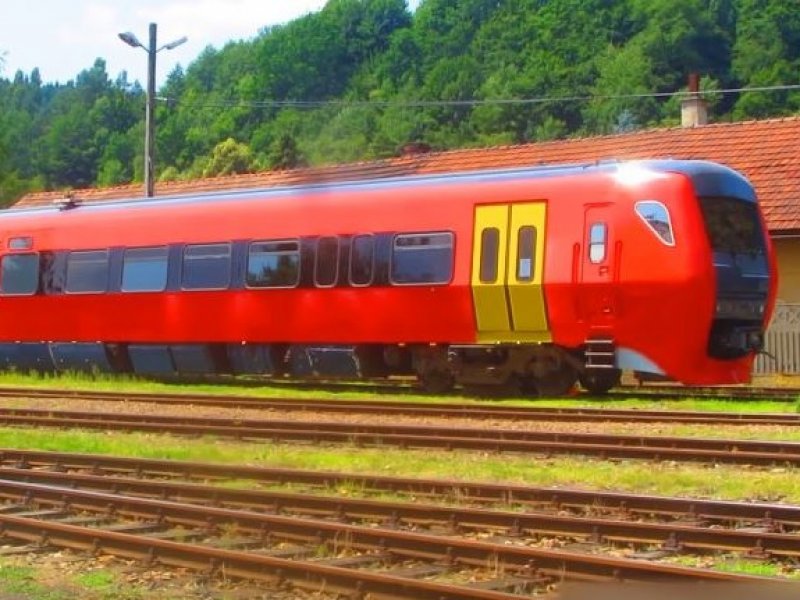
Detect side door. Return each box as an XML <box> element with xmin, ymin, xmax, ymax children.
<box><xmin>471</xmin><ymin>202</ymin><xmax>551</xmax><ymax>343</ymax></box>
<box><xmin>580</xmin><ymin>204</ymin><xmax>619</xmax><ymax>323</ymax></box>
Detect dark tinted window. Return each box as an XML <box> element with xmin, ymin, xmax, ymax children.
<box><xmin>0</xmin><ymin>253</ymin><xmax>39</xmax><ymax>295</ymax></box>
<box><xmin>247</xmin><ymin>240</ymin><xmax>300</xmax><ymax>288</ymax></box>
<box><xmin>182</xmin><ymin>243</ymin><xmax>231</xmax><ymax>290</ymax></box>
<box><xmin>391</xmin><ymin>232</ymin><xmax>453</xmax><ymax>285</ymax></box>
<box><xmin>349</xmin><ymin>234</ymin><xmax>374</xmax><ymax>286</ymax></box>
<box><xmin>314</xmin><ymin>237</ymin><xmax>339</xmax><ymax>287</ymax></box>
<box><xmin>66</xmin><ymin>250</ymin><xmax>109</xmax><ymax>293</ymax></box>
<box><xmin>699</xmin><ymin>196</ymin><xmax>766</xmax><ymax>256</ymax></box>
<box><xmin>479</xmin><ymin>228</ymin><xmax>499</xmax><ymax>283</ymax></box>
<box><xmin>122</xmin><ymin>246</ymin><xmax>168</xmax><ymax>292</ymax></box>
<box><xmin>517</xmin><ymin>226</ymin><xmax>536</xmax><ymax>281</ymax></box>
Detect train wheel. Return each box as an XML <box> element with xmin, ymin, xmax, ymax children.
<box><xmin>579</xmin><ymin>369</ymin><xmax>621</xmax><ymax>395</ymax></box>
<box><xmin>528</xmin><ymin>364</ymin><xmax>578</xmax><ymax>397</ymax></box>
<box><xmin>419</xmin><ymin>370</ymin><xmax>455</xmax><ymax>394</ymax></box>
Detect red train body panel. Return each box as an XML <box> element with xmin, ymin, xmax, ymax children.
<box><xmin>0</xmin><ymin>160</ymin><xmax>776</xmax><ymax>393</ymax></box>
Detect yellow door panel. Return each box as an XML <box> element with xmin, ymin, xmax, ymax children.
<box><xmin>471</xmin><ymin>202</ymin><xmax>551</xmax><ymax>343</ymax></box>
<box><xmin>507</xmin><ymin>203</ymin><xmax>550</xmax><ymax>337</ymax></box>
<box><xmin>471</xmin><ymin>205</ymin><xmax>511</xmax><ymax>334</ymax></box>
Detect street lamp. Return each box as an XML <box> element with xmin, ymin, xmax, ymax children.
<box><xmin>118</xmin><ymin>23</ymin><xmax>187</xmax><ymax>197</ymax></box>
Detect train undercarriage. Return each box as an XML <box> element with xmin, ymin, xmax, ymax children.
<box><xmin>0</xmin><ymin>340</ymin><xmax>622</xmax><ymax>396</ymax></box>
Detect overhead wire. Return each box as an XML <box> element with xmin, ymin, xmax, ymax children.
<box><xmin>154</xmin><ymin>82</ymin><xmax>800</xmax><ymax>110</ymax></box>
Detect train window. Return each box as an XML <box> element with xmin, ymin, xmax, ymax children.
<box><xmin>635</xmin><ymin>201</ymin><xmax>675</xmax><ymax>246</ymax></box>
<box><xmin>182</xmin><ymin>243</ymin><xmax>231</xmax><ymax>290</ymax></box>
<box><xmin>122</xmin><ymin>246</ymin><xmax>169</xmax><ymax>292</ymax></box>
<box><xmin>246</xmin><ymin>240</ymin><xmax>300</xmax><ymax>288</ymax></box>
<box><xmin>588</xmin><ymin>223</ymin><xmax>607</xmax><ymax>263</ymax></box>
<box><xmin>0</xmin><ymin>253</ymin><xmax>39</xmax><ymax>295</ymax></box>
<box><xmin>349</xmin><ymin>234</ymin><xmax>374</xmax><ymax>286</ymax></box>
<box><xmin>391</xmin><ymin>232</ymin><xmax>454</xmax><ymax>285</ymax></box>
<box><xmin>516</xmin><ymin>226</ymin><xmax>536</xmax><ymax>282</ymax></box>
<box><xmin>314</xmin><ymin>236</ymin><xmax>339</xmax><ymax>287</ymax></box>
<box><xmin>479</xmin><ymin>228</ymin><xmax>499</xmax><ymax>283</ymax></box>
<box><xmin>66</xmin><ymin>250</ymin><xmax>109</xmax><ymax>294</ymax></box>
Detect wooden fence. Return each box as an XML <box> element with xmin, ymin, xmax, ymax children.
<box><xmin>754</xmin><ymin>303</ymin><xmax>800</xmax><ymax>375</ymax></box>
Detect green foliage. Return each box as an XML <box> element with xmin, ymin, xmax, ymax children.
<box><xmin>1</xmin><ymin>0</ymin><xmax>799</xmax><ymax>203</ymax></box>
<box><xmin>202</xmin><ymin>137</ymin><xmax>255</xmax><ymax>177</ymax></box>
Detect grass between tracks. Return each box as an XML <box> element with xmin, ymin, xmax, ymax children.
<box><xmin>0</xmin><ymin>426</ymin><xmax>798</xmax><ymax>503</ymax></box>
<box><xmin>0</xmin><ymin>370</ymin><xmax>797</xmax><ymax>413</ymax></box>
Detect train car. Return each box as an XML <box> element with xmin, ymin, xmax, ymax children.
<box><xmin>0</xmin><ymin>160</ymin><xmax>776</xmax><ymax>395</ymax></box>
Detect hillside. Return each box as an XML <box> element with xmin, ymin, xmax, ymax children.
<box><xmin>0</xmin><ymin>0</ymin><xmax>798</xmax><ymax>205</ymax></box>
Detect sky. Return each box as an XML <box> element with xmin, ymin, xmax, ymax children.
<box><xmin>0</xmin><ymin>0</ymin><xmax>422</xmax><ymax>87</ymax></box>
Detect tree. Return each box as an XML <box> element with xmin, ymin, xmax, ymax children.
<box><xmin>202</xmin><ymin>138</ymin><xmax>254</xmax><ymax>177</ymax></box>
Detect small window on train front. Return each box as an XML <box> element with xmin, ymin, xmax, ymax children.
<box><xmin>517</xmin><ymin>226</ymin><xmax>536</xmax><ymax>282</ymax></box>
<box><xmin>635</xmin><ymin>200</ymin><xmax>675</xmax><ymax>246</ymax></box>
<box><xmin>247</xmin><ymin>240</ymin><xmax>300</xmax><ymax>288</ymax></box>
<box><xmin>588</xmin><ymin>223</ymin><xmax>607</xmax><ymax>264</ymax></box>
<box><xmin>391</xmin><ymin>232</ymin><xmax>454</xmax><ymax>285</ymax></box>
<box><xmin>314</xmin><ymin>236</ymin><xmax>339</xmax><ymax>287</ymax></box>
<box><xmin>479</xmin><ymin>228</ymin><xmax>499</xmax><ymax>283</ymax></box>
<box><xmin>182</xmin><ymin>243</ymin><xmax>231</xmax><ymax>290</ymax></box>
<box><xmin>122</xmin><ymin>246</ymin><xmax>169</xmax><ymax>292</ymax></box>
<box><xmin>0</xmin><ymin>253</ymin><xmax>39</xmax><ymax>295</ymax></box>
<box><xmin>66</xmin><ymin>250</ymin><xmax>109</xmax><ymax>294</ymax></box>
<box><xmin>349</xmin><ymin>234</ymin><xmax>374</xmax><ymax>286</ymax></box>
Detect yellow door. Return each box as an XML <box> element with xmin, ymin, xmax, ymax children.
<box><xmin>471</xmin><ymin>202</ymin><xmax>550</xmax><ymax>343</ymax></box>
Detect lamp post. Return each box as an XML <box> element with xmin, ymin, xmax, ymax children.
<box><xmin>118</xmin><ymin>23</ymin><xmax>187</xmax><ymax>197</ymax></box>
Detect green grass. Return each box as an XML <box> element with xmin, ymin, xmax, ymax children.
<box><xmin>0</xmin><ymin>370</ymin><xmax>795</xmax><ymax>414</ymax></box>
<box><xmin>0</xmin><ymin>564</ymin><xmax>71</xmax><ymax>600</ymax></box>
<box><xmin>0</xmin><ymin>426</ymin><xmax>798</xmax><ymax>503</ymax></box>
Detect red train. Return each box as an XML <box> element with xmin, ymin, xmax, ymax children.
<box><xmin>0</xmin><ymin>160</ymin><xmax>776</xmax><ymax>394</ymax></box>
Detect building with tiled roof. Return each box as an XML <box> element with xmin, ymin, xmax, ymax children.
<box><xmin>14</xmin><ymin>114</ymin><xmax>800</xmax><ymax>304</ymax></box>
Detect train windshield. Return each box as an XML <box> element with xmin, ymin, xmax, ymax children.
<box><xmin>699</xmin><ymin>196</ymin><xmax>769</xmax><ymax>293</ymax></box>
<box><xmin>698</xmin><ymin>196</ymin><xmax>767</xmax><ymax>257</ymax></box>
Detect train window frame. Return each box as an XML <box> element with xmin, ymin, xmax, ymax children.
<box><xmin>121</xmin><ymin>246</ymin><xmax>169</xmax><ymax>293</ymax></box>
<box><xmin>246</xmin><ymin>239</ymin><xmax>301</xmax><ymax>289</ymax></box>
<box><xmin>0</xmin><ymin>252</ymin><xmax>40</xmax><ymax>296</ymax></box>
<box><xmin>479</xmin><ymin>227</ymin><xmax>500</xmax><ymax>284</ymax></box>
<box><xmin>314</xmin><ymin>236</ymin><xmax>340</xmax><ymax>288</ymax></box>
<box><xmin>65</xmin><ymin>249</ymin><xmax>110</xmax><ymax>294</ymax></box>
<box><xmin>348</xmin><ymin>234</ymin><xmax>375</xmax><ymax>287</ymax></box>
<box><xmin>516</xmin><ymin>226</ymin><xmax>536</xmax><ymax>282</ymax></box>
<box><xmin>588</xmin><ymin>223</ymin><xmax>607</xmax><ymax>264</ymax></box>
<box><xmin>181</xmin><ymin>243</ymin><xmax>232</xmax><ymax>291</ymax></box>
<box><xmin>635</xmin><ymin>200</ymin><xmax>675</xmax><ymax>246</ymax></box>
<box><xmin>390</xmin><ymin>231</ymin><xmax>454</xmax><ymax>286</ymax></box>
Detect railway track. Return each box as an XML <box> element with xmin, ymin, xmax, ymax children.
<box><xmin>1</xmin><ymin>386</ymin><xmax>799</xmax><ymax>426</ymax></box>
<box><xmin>0</xmin><ymin>406</ymin><xmax>799</xmax><ymax>466</ymax></box>
<box><xmin>0</xmin><ymin>453</ymin><xmax>790</xmax><ymax>598</ymax></box>
<box><xmin>3</xmin><ymin>447</ymin><xmax>800</xmax><ymax>524</ymax></box>
<box><xmin>2</xmin><ymin>463</ymin><xmax>800</xmax><ymax>559</ymax></box>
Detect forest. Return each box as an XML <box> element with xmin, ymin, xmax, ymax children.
<box><xmin>0</xmin><ymin>0</ymin><xmax>798</xmax><ymax>205</ymax></box>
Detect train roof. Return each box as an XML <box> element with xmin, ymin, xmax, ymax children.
<box><xmin>3</xmin><ymin>159</ymin><xmax>754</xmax><ymax>219</ymax></box>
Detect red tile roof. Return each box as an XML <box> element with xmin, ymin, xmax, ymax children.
<box><xmin>14</xmin><ymin>116</ymin><xmax>800</xmax><ymax>232</ymax></box>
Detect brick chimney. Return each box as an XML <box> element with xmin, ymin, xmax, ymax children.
<box><xmin>681</xmin><ymin>73</ymin><xmax>708</xmax><ymax>127</ymax></box>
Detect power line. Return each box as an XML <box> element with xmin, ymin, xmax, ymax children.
<box><xmin>156</xmin><ymin>82</ymin><xmax>800</xmax><ymax>110</ymax></box>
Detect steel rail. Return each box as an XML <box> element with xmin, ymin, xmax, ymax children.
<box><xmin>2</xmin><ymin>466</ymin><xmax>799</xmax><ymax>558</ymax></box>
<box><xmin>0</xmin><ymin>478</ymin><xmax>770</xmax><ymax>586</ymax></box>
<box><xmin>2</xmin><ymin>448</ymin><xmax>799</xmax><ymax>527</ymax></box>
<box><xmin>0</xmin><ymin>407</ymin><xmax>799</xmax><ymax>466</ymax></box>
<box><xmin>0</xmin><ymin>513</ymin><xmax>527</xmax><ymax>600</ymax></box>
<box><xmin>0</xmin><ymin>386</ymin><xmax>798</xmax><ymax>424</ymax></box>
